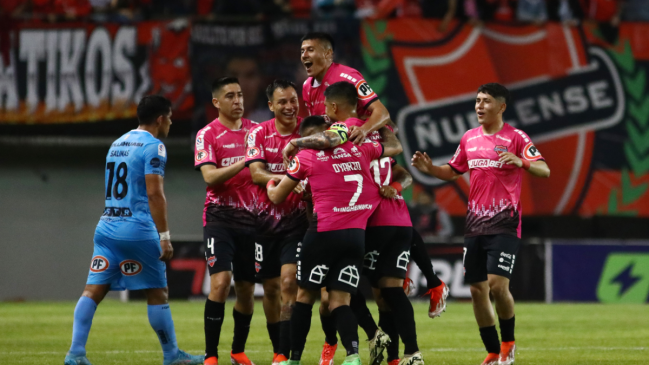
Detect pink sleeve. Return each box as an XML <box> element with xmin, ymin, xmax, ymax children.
<box><xmin>287</xmin><ymin>150</ymin><xmax>311</xmax><ymax>181</ymax></box>
<box><xmin>195</xmin><ymin>127</ymin><xmax>218</xmax><ymax>168</ymax></box>
<box><xmin>245</xmin><ymin>125</ymin><xmax>266</xmax><ymax>165</ymax></box>
<box><xmin>515</xmin><ymin>129</ymin><xmax>545</xmax><ymax>161</ymax></box>
<box><xmin>348</xmin><ymin>69</ymin><xmax>378</xmax><ymax>110</ymax></box>
<box><xmin>448</xmin><ymin>134</ymin><xmax>469</xmax><ymax>174</ymax></box>
<box><xmin>361</xmin><ymin>141</ymin><xmax>385</xmax><ymax>161</ymax></box>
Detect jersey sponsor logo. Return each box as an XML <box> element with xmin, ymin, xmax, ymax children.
<box><xmin>265</xmin><ymin>133</ymin><xmax>277</xmax><ymax>139</ymax></box>
<box><xmin>316</xmin><ymin>150</ymin><xmax>329</xmax><ymax>161</ymax></box>
<box><xmin>332</xmin><ymin>161</ymin><xmax>362</xmax><ymax>173</ymax></box>
<box><xmin>119</xmin><ymin>260</ymin><xmax>142</xmax><ymax>276</ymax></box>
<box><xmin>496</xmin><ymin>135</ymin><xmax>512</xmax><ymax>142</ymax></box>
<box><xmin>158</xmin><ymin>144</ymin><xmax>166</xmax><ymax>157</ymax></box>
<box><xmin>195</xmin><ymin>150</ymin><xmax>208</xmax><ymax>162</ymax></box>
<box><xmin>468</xmin><ymin>159</ymin><xmax>504</xmax><ymax>169</ymax></box>
<box><xmin>332</xmin><ymin>147</ymin><xmax>351</xmax><ymax>159</ymax></box>
<box><xmin>247</xmin><ymin>146</ymin><xmax>261</xmax><ymax>158</ymax></box>
<box><xmin>338</xmin><ymin>265</ymin><xmax>360</xmax><ymax>287</ymax></box>
<box><xmin>467</xmin><ymin>147</ymin><xmax>477</xmax><ymax>152</ymax></box>
<box><xmin>109</xmin><ymin>150</ymin><xmax>129</xmax><ymax>157</ymax></box>
<box><xmin>265</xmin><ymin>147</ymin><xmax>278</xmax><ymax>153</ymax></box>
<box><xmin>309</xmin><ymin>265</ymin><xmax>329</xmax><ymax>284</ymax></box>
<box><xmin>223</xmin><ymin>143</ymin><xmax>236</xmax><ymax>149</ymax></box>
<box><xmin>90</xmin><ymin>256</ymin><xmax>109</xmax><ymax>272</ymax></box>
<box><xmin>102</xmin><ymin>207</ymin><xmax>133</xmax><ymax>217</ymax></box>
<box><xmin>112</xmin><ymin>141</ymin><xmax>143</xmax><ymax>147</ymax></box>
<box><xmin>221</xmin><ymin>156</ymin><xmax>245</xmax><ymax>166</ymax></box>
<box><xmin>494</xmin><ymin>145</ymin><xmax>508</xmax><ymax>153</ymax></box>
<box><xmin>287</xmin><ymin>156</ymin><xmax>300</xmax><ymax>174</ymax></box>
<box><xmin>339</xmin><ymin>72</ymin><xmax>358</xmax><ymax>83</ymax></box>
<box><xmin>207</xmin><ymin>255</ymin><xmax>217</xmax><ymax>267</ymax></box>
<box><xmin>355</xmin><ymin>79</ymin><xmax>376</xmax><ymax>101</ymax></box>
<box><xmin>215</xmin><ymin>130</ymin><xmax>227</xmax><ymax>139</ymax></box>
<box><xmin>267</xmin><ymin>163</ymin><xmax>285</xmax><ymax>173</ymax></box>
<box><xmin>363</xmin><ymin>250</ymin><xmax>379</xmax><ymax>270</ymax></box>
<box><xmin>523</xmin><ymin>142</ymin><xmax>542</xmax><ymax>160</ymax></box>
<box><xmin>397</xmin><ymin>251</ymin><xmax>410</xmax><ymax>270</ymax></box>
<box><xmin>150</xmin><ymin>158</ymin><xmax>161</xmax><ymax>168</ymax></box>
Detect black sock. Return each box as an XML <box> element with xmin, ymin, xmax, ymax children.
<box><xmin>320</xmin><ymin>312</ymin><xmax>338</xmax><ymax>345</ymax></box>
<box><xmin>267</xmin><ymin>322</ymin><xmax>280</xmax><ymax>353</ymax></box>
<box><xmin>381</xmin><ymin>287</ymin><xmax>419</xmax><ymax>355</ymax></box>
<box><xmin>479</xmin><ymin>326</ymin><xmax>501</xmax><ymax>354</ymax></box>
<box><xmin>350</xmin><ymin>292</ymin><xmax>378</xmax><ymax>339</ymax></box>
<box><xmin>332</xmin><ymin>305</ymin><xmax>360</xmax><ymax>356</ymax></box>
<box><xmin>232</xmin><ymin>309</ymin><xmax>253</xmax><ymax>354</ymax></box>
<box><xmin>290</xmin><ymin>302</ymin><xmax>312</xmax><ymax>361</ymax></box>
<box><xmin>499</xmin><ymin>316</ymin><xmax>515</xmax><ymax>342</ymax></box>
<box><xmin>411</xmin><ymin>229</ymin><xmax>443</xmax><ymax>288</ymax></box>
<box><xmin>279</xmin><ymin>320</ymin><xmax>291</xmax><ymax>357</ymax></box>
<box><xmin>379</xmin><ymin>311</ymin><xmax>399</xmax><ymax>361</ymax></box>
<box><xmin>204</xmin><ymin>299</ymin><xmax>225</xmax><ymax>359</ymax></box>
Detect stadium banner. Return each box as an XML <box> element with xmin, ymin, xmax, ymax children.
<box><xmin>550</xmin><ymin>240</ymin><xmax>649</xmax><ymax>303</ymax></box>
<box><xmin>361</xmin><ymin>20</ymin><xmax>649</xmax><ymax>217</ymax></box>
<box><xmin>189</xmin><ymin>18</ymin><xmax>361</xmax><ymax>136</ymax></box>
<box><xmin>0</xmin><ymin>20</ymin><xmax>192</xmax><ymax>124</ymax></box>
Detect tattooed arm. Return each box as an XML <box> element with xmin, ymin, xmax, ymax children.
<box><xmin>379</xmin><ymin>126</ymin><xmax>403</xmax><ymax>158</ymax></box>
<box><xmin>282</xmin><ymin>130</ymin><xmax>342</xmax><ymax>166</ymax></box>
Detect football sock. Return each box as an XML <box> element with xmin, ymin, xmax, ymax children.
<box><xmin>69</xmin><ymin>296</ymin><xmax>97</xmax><ymax>356</ymax></box>
<box><xmin>499</xmin><ymin>316</ymin><xmax>515</xmax><ymax>342</ymax></box>
<box><xmin>147</xmin><ymin>303</ymin><xmax>179</xmax><ymax>361</ymax></box>
<box><xmin>479</xmin><ymin>325</ymin><xmax>501</xmax><ymax>354</ymax></box>
<box><xmin>290</xmin><ymin>302</ymin><xmax>312</xmax><ymax>361</ymax></box>
<box><xmin>411</xmin><ymin>230</ymin><xmax>443</xmax><ymax>288</ymax></box>
<box><xmin>320</xmin><ymin>312</ymin><xmax>338</xmax><ymax>345</ymax></box>
<box><xmin>279</xmin><ymin>320</ymin><xmax>291</xmax><ymax>357</ymax></box>
<box><xmin>232</xmin><ymin>308</ymin><xmax>253</xmax><ymax>354</ymax></box>
<box><xmin>379</xmin><ymin>311</ymin><xmax>399</xmax><ymax>362</ymax></box>
<box><xmin>267</xmin><ymin>322</ymin><xmax>280</xmax><ymax>353</ymax></box>
<box><xmin>381</xmin><ymin>287</ymin><xmax>419</xmax><ymax>355</ymax></box>
<box><xmin>204</xmin><ymin>299</ymin><xmax>225</xmax><ymax>359</ymax></box>
<box><xmin>332</xmin><ymin>305</ymin><xmax>360</xmax><ymax>356</ymax></box>
<box><xmin>350</xmin><ymin>292</ymin><xmax>378</xmax><ymax>339</ymax></box>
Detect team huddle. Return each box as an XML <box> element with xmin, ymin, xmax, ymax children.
<box><xmin>64</xmin><ymin>33</ymin><xmax>550</xmax><ymax>365</ymax></box>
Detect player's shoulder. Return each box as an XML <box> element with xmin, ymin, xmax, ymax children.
<box><xmin>241</xmin><ymin>118</ymin><xmax>257</xmax><ymax>129</ymax></box>
<box><xmin>342</xmin><ymin>117</ymin><xmax>363</xmax><ymax>128</ymax></box>
<box><xmin>303</xmin><ymin>77</ymin><xmax>313</xmax><ymax>87</ymax></box>
<box><xmin>462</xmin><ymin>126</ymin><xmax>483</xmax><ymax>141</ymax></box>
<box><xmin>331</xmin><ymin>62</ymin><xmax>363</xmax><ymax>77</ymax></box>
<box><xmin>506</xmin><ymin>123</ymin><xmax>533</xmax><ymax>142</ymax></box>
<box><xmin>198</xmin><ymin>119</ymin><xmax>219</xmax><ymax>136</ymax></box>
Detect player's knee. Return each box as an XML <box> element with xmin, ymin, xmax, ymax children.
<box><xmin>210</xmin><ymin>274</ymin><xmax>231</xmax><ymax>296</ymax></box>
<box><xmin>489</xmin><ymin>281</ymin><xmax>510</xmax><ymax>299</ymax></box>
<box><xmin>280</xmin><ymin>275</ymin><xmax>297</xmax><ymax>295</ymax></box>
<box><xmin>470</xmin><ymin>283</ymin><xmax>489</xmax><ymax>298</ymax></box>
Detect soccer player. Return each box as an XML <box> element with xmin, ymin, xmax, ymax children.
<box><xmin>411</xmin><ymin>83</ymin><xmax>551</xmax><ymax>365</ymax></box>
<box><xmin>267</xmin><ymin>113</ymin><xmax>403</xmax><ymax>365</ymax></box>
<box><xmin>245</xmin><ymin>79</ymin><xmax>308</xmax><ymax>364</ymax></box>
<box><xmin>195</xmin><ymin>77</ymin><xmax>259</xmax><ymax>365</ymax></box>
<box><xmin>64</xmin><ymin>95</ymin><xmax>203</xmax><ymax>365</ymax></box>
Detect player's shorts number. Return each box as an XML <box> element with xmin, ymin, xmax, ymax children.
<box><xmin>106</xmin><ymin>162</ymin><xmax>129</xmax><ymax>200</ymax></box>
<box><xmin>344</xmin><ymin>174</ymin><xmax>364</xmax><ymax>206</ymax></box>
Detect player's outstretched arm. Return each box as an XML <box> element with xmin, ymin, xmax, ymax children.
<box><xmin>267</xmin><ymin>176</ymin><xmax>300</xmax><ymax>204</ymax></box>
<box><xmin>282</xmin><ymin>130</ymin><xmax>342</xmax><ymax>166</ymax></box>
<box><xmin>200</xmin><ymin>160</ymin><xmax>246</xmax><ymax>186</ymax></box>
<box><xmin>145</xmin><ymin>174</ymin><xmax>173</xmax><ymax>261</ymax></box>
<box><xmin>349</xmin><ymin>99</ymin><xmax>390</xmax><ymax>144</ymax></box>
<box><xmin>411</xmin><ymin>151</ymin><xmax>461</xmax><ymax>181</ymax></box>
<box><xmin>498</xmin><ymin>152</ymin><xmax>551</xmax><ymax>178</ymax></box>
<box><xmin>379</xmin><ymin>164</ymin><xmax>413</xmax><ymax>199</ymax></box>
<box><xmin>379</xmin><ymin>126</ymin><xmax>403</xmax><ymax>157</ymax></box>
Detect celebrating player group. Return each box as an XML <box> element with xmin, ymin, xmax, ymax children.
<box><xmin>64</xmin><ymin>32</ymin><xmax>550</xmax><ymax>365</ymax></box>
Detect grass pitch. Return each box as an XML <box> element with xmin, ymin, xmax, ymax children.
<box><xmin>1</xmin><ymin>300</ymin><xmax>648</xmax><ymax>365</ymax></box>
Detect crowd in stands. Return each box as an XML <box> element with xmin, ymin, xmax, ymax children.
<box><xmin>0</xmin><ymin>0</ymin><xmax>647</xmax><ymax>24</ymax></box>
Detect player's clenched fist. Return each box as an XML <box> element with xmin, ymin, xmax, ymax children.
<box><xmin>379</xmin><ymin>185</ymin><xmax>398</xmax><ymax>199</ymax></box>
<box><xmin>411</xmin><ymin>151</ymin><xmax>433</xmax><ymax>174</ymax></box>
<box><xmin>498</xmin><ymin>152</ymin><xmax>523</xmax><ymax>168</ymax></box>
<box><xmin>159</xmin><ymin>240</ymin><xmax>174</xmax><ymax>261</ymax></box>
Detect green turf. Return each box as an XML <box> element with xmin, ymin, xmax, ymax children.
<box><xmin>1</xmin><ymin>300</ymin><xmax>648</xmax><ymax>364</ymax></box>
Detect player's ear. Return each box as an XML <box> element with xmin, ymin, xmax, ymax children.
<box><xmin>268</xmin><ymin>100</ymin><xmax>274</xmax><ymax>112</ymax></box>
<box><xmin>500</xmin><ymin>102</ymin><xmax>507</xmax><ymax>115</ymax></box>
<box><xmin>212</xmin><ymin>97</ymin><xmax>219</xmax><ymax>110</ymax></box>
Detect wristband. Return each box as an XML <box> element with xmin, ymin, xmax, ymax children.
<box><xmin>266</xmin><ymin>180</ymin><xmax>277</xmax><ymax>190</ymax></box>
<box><xmin>389</xmin><ymin>181</ymin><xmax>403</xmax><ymax>193</ymax></box>
<box><xmin>521</xmin><ymin>159</ymin><xmax>531</xmax><ymax>170</ymax></box>
<box><xmin>159</xmin><ymin>231</ymin><xmax>170</xmax><ymax>241</ymax></box>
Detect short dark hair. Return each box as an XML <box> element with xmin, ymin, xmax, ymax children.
<box><xmin>266</xmin><ymin>79</ymin><xmax>297</xmax><ymax>101</ymax></box>
<box><xmin>299</xmin><ymin>115</ymin><xmax>328</xmax><ymax>136</ymax></box>
<box><xmin>324</xmin><ymin>81</ymin><xmax>357</xmax><ymax>108</ymax></box>
<box><xmin>301</xmin><ymin>32</ymin><xmax>335</xmax><ymax>51</ymax></box>
<box><xmin>477</xmin><ymin>83</ymin><xmax>510</xmax><ymax>104</ymax></box>
<box><xmin>137</xmin><ymin>95</ymin><xmax>171</xmax><ymax>125</ymax></box>
<box><xmin>212</xmin><ymin>77</ymin><xmax>240</xmax><ymax>96</ymax></box>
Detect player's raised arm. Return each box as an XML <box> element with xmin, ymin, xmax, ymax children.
<box><xmin>349</xmin><ymin>99</ymin><xmax>390</xmax><ymax>144</ymax></box>
<box><xmin>378</xmin><ymin>126</ymin><xmax>402</xmax><ymax>157</ymax></box>
<box><xmin>411</xmin><ymin>152</ymin><xmax>462</xmax><ymax>181</ymax></box>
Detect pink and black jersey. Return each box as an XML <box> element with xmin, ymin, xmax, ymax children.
<box><xmin>302</xmin><ymin>63</ymin><xmax>378</xmax><ymax>118</ymax></box>
<box><xmin>448</xmin><ymin>123</ymin><xmax>544</xmax><ymax>238</ymax></box>
<box><xmin>245</xmin><ymin>118</ymin><xmax>308</xmax><ymax>236</ymax></box>
<box><xmin>195</xmin><ymin>118</ymin><xmax>259</xmax><ymax>231</ymax></box>
<box><xmin>343</xmin><ymin>118</ymin><xmax>411</xmax><ymax>227</ymax></box>
<box><xmin>287</xmin><ymin>141</ymin><xmax>384</xmax><ymax>232</ymax></box>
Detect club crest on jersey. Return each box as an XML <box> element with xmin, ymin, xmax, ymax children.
<box><xmin>195</xmin><ymin>150</ymin><xmax>208</xmax><ymax>162</ymax></box>
<box><xmin>90</xmin><ymin>256</ymin><xmax>109</xmax><ymax>272</ymax></box>
<box><xmin>158</xmin><ymin>144</ymin><xmax>166</xmax><ymax>157</ymax></box>
<box><xmin>120</xmin><ymin>260</ymin><xmax>142</xmax><ymax>276</ymax></box>
<box><xmin>371</xmin><ymin>141</ymin><xmax>380</xmax><ymax>148</ymax></box>
<box><xmin>247</xmin><ymin>147</ymin><xmax>261</xmax><ymax>158</ymax></box>
<box><xmin>207</xmin><ymin>256</ymin><xmax>217</xmax><ymax>267</ymax></box>
<box><xmin>523</xmin><ymin>142</ymin><xmax>542</xmax><ymax>160</ymax></box>
<box><xmin>355</xmin><ymin>79</ymin><xmax>376</xmax><ymax>101</ymax></box>
<box><xmin>288</xmin><ymin>156</ymin><xmax>300</xmax><ymax>174</ymax></box>
<box><xmin>255</xmin><ymin>262</ymin><xmax>261</xmax><ymax>273</ymax></box>
<box><xmin>494</xmin><ymin>145</ymin><xmax>508</xmax><ymax>153</ymax></box>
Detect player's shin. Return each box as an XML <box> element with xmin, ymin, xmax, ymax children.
<box><xmin>378</xmin><ymin>311</ymin><xmax>399</xmax><ymax>362</ymax></box>
<box><xmin>290</xmin><ymin>302</ymin><xmax>313</xmax><ymax>361</ymax></box>
<box><xmin>232</xmin><ymin>308</ymin><xmax>253</xmax><ymax>353</ymax></box>
<box><xmin>320</xmin><ymin>310</ymin><xmax>338</xmax><ymax>345</ymax></box>
<box><xmin>331</xmin><ymin>305</ymin><xmax>360</xmax><ymax>356</ymax></box>
<box><xmin>68</xmin><ymin>296</ymin><xmax>98</xmax><ymax>356</ymax></box>
<box><xmin>380</xmin><ymin>287</ymin><xmax>419</xmax><ymax>355</ymax></box>
<box><xmin>350</xmin><ymin>292</ymin><xmax>378</xmax><ymax>340</ymax></box>
<box><xmin>147</xmin><ymin>304</ymin><xmax>179</xmax><ymax>361</ymax></box>
<box><xmin>411</xmin><ymin>231</ymin><xmax>442</xmax><ymax>289</ymax></box>
<box><xmin>205</xmin><ymin>299</ymin><xmax>225</xmax><ymax>359</ymax></box>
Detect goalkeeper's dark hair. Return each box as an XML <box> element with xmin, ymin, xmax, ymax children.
<box><xmin>299</xmin><ymin>115</ymin><xmax>328</xmax><ymax>136</ymax></box>
<box><xmin>324</xmin><ymin>81</ymin><xmax>357</xmax><ymax>109</ymax></box>
<box><xmin>212</xmin><ymin>77</ymin><xmax>240</xmax><ymax>96</ymax></box>
<box><xmin>477</xmin><ymin>83</ymin><xmax>510</xmax><ymax>104</ymax></box>
<box><xmin>301</xmin><ymin>32</ymin><xmax>335</xmax><ymax>51</ymax></box>
<box><xmin>266</xmin><ymin>79</ymin><xmax>297</xmax><ymax>102</ymax></box>
<box><xmin>137</xmin><ymin>95</ymin><xmax>171</xmax><ymax>125</ymax></box>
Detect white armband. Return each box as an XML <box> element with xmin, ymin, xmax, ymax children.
<box><xmin>159</xmin><ymin>231</ymin><xmax>171</xmax><ymax>241</ymax></box>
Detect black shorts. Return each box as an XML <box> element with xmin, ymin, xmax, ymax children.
<box><xmin>363</xmin><ymin>226</ymin><xmax>413</xmax><ymax>287</ymax></box>
<box><xmin>254</xmin><ymin>234</ymin><xmax>302</xmax><ymax>280</ymax></box>
<box><xmin>297</xmin><ymin>229</ymin><xmax>364</xmax><ymax>294</ymax></box>
<box><xmin>203</xmin><ymin>225</ymin><xmax>256</xmax><ymax>282</ymax></box>
<box><xmin>463</xmin><ymin>234</ymin><xmax>520</xmax><ymax>284</ymax></box>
